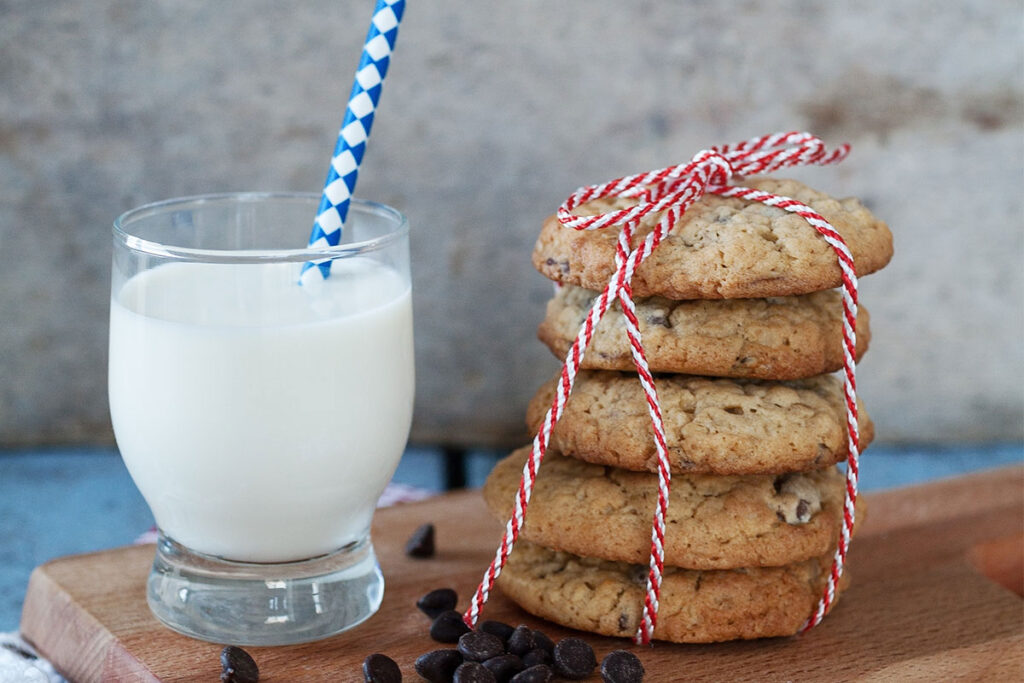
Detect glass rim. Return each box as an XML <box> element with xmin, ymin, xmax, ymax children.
<box><xmin>113</xmin><ymin>192</ymin><xmax>409</xmax><ymax>263</ymax></box>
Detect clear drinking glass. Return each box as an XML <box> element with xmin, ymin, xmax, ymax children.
<box><xmin>109</xmin><ymin>193</ymin><xmax>414</xmax><ymax>645</ymax></box>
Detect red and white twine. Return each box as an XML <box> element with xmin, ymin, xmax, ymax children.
<box><xmin>464</xmin><ymin>131</ymin><xmax>861</xmax><ymax>644</ymax></box>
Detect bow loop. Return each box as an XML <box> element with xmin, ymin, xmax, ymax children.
<box><xmin>556</xmin><ymin>132</ymin><xmax>850</xmax><ymax>236</ymax></box>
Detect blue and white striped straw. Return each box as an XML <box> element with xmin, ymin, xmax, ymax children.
<box><xmin>301</xmin><ymin>0</ymin><xmax>406</xmax><ymax>283</ymax></box>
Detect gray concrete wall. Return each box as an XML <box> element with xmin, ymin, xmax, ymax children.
<box><xmin>1</xmin><ymin>1</ymin><xmax>1021</xmax><ymax>448</ymax></box>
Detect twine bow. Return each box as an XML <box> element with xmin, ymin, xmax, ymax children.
<box><xmin>466</xmin><ymin>131</ymin><xmax>861</xmax><ymax>644</ymax></box>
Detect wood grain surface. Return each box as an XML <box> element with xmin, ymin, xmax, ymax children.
<box><xmin>20</xmin><ymin>466</ymin><xmax>1024</xmax><ymax>682</ymax></box>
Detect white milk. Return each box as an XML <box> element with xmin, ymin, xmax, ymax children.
<box><xmin>109</xmin><ymin>259</ymin><xmax>414</xmax><ymax>563</ymax></box>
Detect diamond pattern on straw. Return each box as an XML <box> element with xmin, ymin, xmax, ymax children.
<box><xmin>301</xmin><ymin>0</ymin><xmax>406</xmax><ymax>283</ymax></box>
<box><xmin>464</xmin><ymin>132</ymin><xmax>859</xmax><ymax>645</ymax></box>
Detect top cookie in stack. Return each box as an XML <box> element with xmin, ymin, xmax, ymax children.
<box><xmin>533</xmin><ymin>176</ymin><xmax>892</xmax><ymax>300</ymax></box>
<box><xmin>484</xmin><ymin>176</ymin><xmax>892</xmax><ymax>643</ymax></box>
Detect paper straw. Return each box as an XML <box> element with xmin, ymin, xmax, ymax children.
<box><xmin>301</xmin><ymin>0</ymin><xmax>406</xmax><ymax>282</ymax></box>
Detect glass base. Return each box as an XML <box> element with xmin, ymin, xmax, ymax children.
<box><xmin>146</xmin><ymin>532</ymin><xmax>384</xmax><ymax>645</ymax></box>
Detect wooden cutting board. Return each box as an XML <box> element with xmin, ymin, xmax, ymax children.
<box><xmin>21</xmin><ymin>465</ymin><xmax>1024</xmax><ymax>682</ymax></box>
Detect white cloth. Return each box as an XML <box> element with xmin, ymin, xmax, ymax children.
<box><xmin>0</xmin><ymin>633</ymin><xmax>63</xmax><ymax>683</ymax></box>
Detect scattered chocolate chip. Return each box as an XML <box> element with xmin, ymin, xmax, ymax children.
<box><xmin>454</xmin><ymin>660</ymin><xmax>497</xmax><ymax>683</ymax></box>
<box><xmin>417</xmin><ymin>587</ymin><xmax>458</xmax><ymax>618</ymax></box>
<box><xmin>220</xmin><ymin>645</ymin><xmax>259</xmax><ymax>683</ymax></box>
<box><xmin>521</xmin><ymin>648</ymin><xmax>552</xmax><ymax>668</ymax></box>
<box><xmin>482</xmin><ymin>654</ymin><xmax>524</xmax><ymax>683</ymax></box>
<box><xmin>479</xmin><ymin>620</ymin><xmax>515</xmax><ymax>644</ymax></box>
<box><xmin>415</xmin><ymin>649</ymin><xmax>463</xmax><ymax>683</ymax></box>
<box><xmin>362</xmin><ymin>653</ymin><xmax>401</xmax><ymax>683</ymax></box>
<box><xmin>531</xmin><ymin>630</ymin><xmax>554</xmax><ymax>654</ymax></box>
<box><xmin>796</xmin><ymin>498</ymin><xmax>811</xmax><ymax>521</ymax></box>
<box><xmin>458</xmin><ymin>630</ymin><xmax>506</xmax><ymax>662</ymax></box>
<box><xmin>644</xmin><ymin>315</ymin><xmax>670</xmax><ymax>328</ymax></box>
<box><xmin>509</xmin><ymin>664</ymin><xmax>554</xmax><ymax>683</ymax></box>
<box><xmin>600</xmin><ymin>650</ymin><xmax>645</xmax><ymax>682</ymax></box>
<box><xmin>430</xmin><ymin>610</ymin><xmax>472</xmax><ymax>643</ymax></box>
<box><xmin>405</xmin><ymin>523</ymin><xmax>436</xmax><ymax>558</ymax></box>
<box><xmin>552</xmin><ymin>637</ymin><xmax>596</xmax><ymax>680</ymax></box>
<box><xmin>506</xmin><ymin>624</ymin><xmax>536</xmax><ymax>656</ymax></box>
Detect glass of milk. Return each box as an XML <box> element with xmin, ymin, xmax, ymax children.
<box><xmin>109</xmin><ymin>193</ymin><xmax>414</xmax><ymax>645</ymax></box>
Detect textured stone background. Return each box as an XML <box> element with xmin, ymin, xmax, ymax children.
<box><xmin>1</xmin><ymin>1</ymin><xmax>1021</xmax><ymax>448</ymax></box>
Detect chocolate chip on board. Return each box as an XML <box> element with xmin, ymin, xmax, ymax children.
<box><xmin>454</xmin><ymin>660</ymin><xmax>498</xmax><ymax>683</ymax></box>
<box><xmin>415</xmin><ymin>649</ymin><xmax>464</xmax><ymax>683</ymax></box>
<box><xmin>430</xmin><ymin>610</ymin><xmax>472</xmax><ymax>643</ymax></box>
<box><xmin>458</xmin><ymin>630</ymin><xmax>506</xmax><ymax>662</ymax></box>
<box><xmin>552</xmin><ymin>637</ymin><xmax>597</xmax><ymax>680</ymax></box>
<box><xmin>405</xmin><ymin>523</ymin><xmax>436</xmax><ymax>558</ymax></box>
<box><xmin>482</xmin><ymin>653</ymin><xmax>524</xmax><ymax>683</ymax></box>
<box><xmin>417</xmin><ymin>587</ymin><xmax>458</xmax><ymax>619</ymax></box>
<box><xmin>220</xmin><ymin>645</ymin><xmax>259</xmax><ymax>683</ymax></box>
<box><xmin>509</xmin><ymin>664</ymin><xmax>554</xmax><ymax>683</ymax></box>
<box><xmin>531</xmin><ymin>630</ymin><xmax>555</xmax><ymax>655</ymax></box>
<box><xmin>362</xmin><ymin>653</ymin><xmax>402</xmax><ymax>683</ymax></box>
<box><xmin>479</xmin><ymin>620</ymin><xmax>515</xmax><ymax>644</ymax></box>
<box><xmin>521</xmin><ymin>649</ymin><xmax>552</xmax><ymax>668</ymax></box>
<box><xmin>600</xmin><ymin>650</ymin><xmax>646</xmax><ymax>682</ymax></box>
<box><xmin>506</xmin><ymin>624</ymin><xmax>536</xmax><ymax>656</ymax></box>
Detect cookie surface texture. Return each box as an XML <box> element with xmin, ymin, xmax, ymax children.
<box><xmin>532</xmin><ymin>176</ymin><xmax>892</xmax><ymax>299</ymax></box>
<box><xmin>484</xmin><ymin>447</ymin><xmax>849</xmax><ymax>569</ymax></box>
<box><xmin>526</xmin><ymin>370</ymin><xmax>874</xmax><ymax>475</ymax></box>
<box><xmin>538</xmin><ymin>285</ymin><xmax>870</xmax><ymax>379</ymax></box>
<box><xmin>497</xmin><ymin>540</ymin><xmax>847</xmax><ymax>643</ymax></box>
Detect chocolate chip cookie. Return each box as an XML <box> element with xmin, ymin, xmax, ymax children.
<box><xmin>533</xmin><ymin>176</ymin><xmax>892</xmax><ymax>299</ymax></box>
<box><xmin>527</xmin><ymin>370</ymin><xmax>873</xmax><ymax>475</ymax></box>
<box><xmin>484</xmin><ymin>447</ymin><xmax>855</xmax><ymax>569</ymax></box>
<box><xmin>538</xmin><ymin>285</ymin><xmax>870</xmax><ymax>379</ymax></box>
<box><xmin>497</xmin><ymin>540</ymin><xmax>847</xmax><ymax>643</ymax></box>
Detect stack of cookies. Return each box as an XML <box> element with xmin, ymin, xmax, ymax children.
<box><xmin>484</xmin><ymin>177</ymin><xmax>892</xmax><ymax>643</ymax></box>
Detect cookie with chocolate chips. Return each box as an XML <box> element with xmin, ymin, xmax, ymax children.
<box><xmin>526</xmin><ymin>369</ymin><xmax>874</xmax><ymax>475</ymax></box>
<box><xmin>484</xmin><ymin>447</ymin><xmax>858</xmax><ymax>570</ymax></box>
<box><xmin>496</xmin><ymin>540</ymin><xmax>848</xmax><ymax>643</ymax></box>
<box><xmin>538</xmin><ymin>285</ymin><xmax>871</xmax><ymax>380</ymax></box>
<box><xmin>532</xmin><ymin>176</ymin><xmax>892</xmax><ymax>300</ymax></box>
